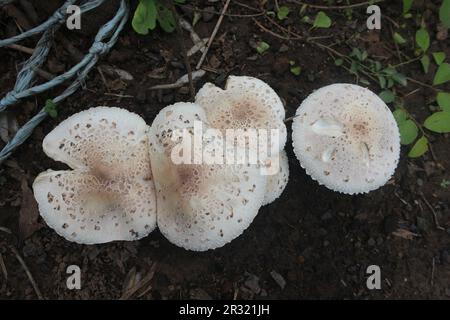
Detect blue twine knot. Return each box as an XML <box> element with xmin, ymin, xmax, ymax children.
<box><xmin>0</xmin><ymin>91</ymin><xmax>19</xmax><ymax>111</ymax></box>
<box><xmin>89</xmin><ymin>42</ymin><xmax>109</xmax><ymax>55</ymax></box>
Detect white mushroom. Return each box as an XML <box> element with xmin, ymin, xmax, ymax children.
<box><xmin>148</xmin><ymin>102</ymin><xmax>267</xmax><ymax>251</ymax></box>
<box><xmin>33</xmin><ymin>107</ymin><xmax>157</xmax><ymax>244</ymax></box>
<box><xmin>195</xmin><ymin>75</ymin><xmax>287</xmax><ymax>157</ymax></box>
<box><xmin>262</xmin><ymin>151</ymin><xmax>289</xmax><ymax>206</ymax></box>
<box><xmin>292</xmin><ymin>83</ymin><xmax>400</xmax><ymax>194</ymax></box>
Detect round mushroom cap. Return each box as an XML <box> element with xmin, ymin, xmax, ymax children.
<box><xmin>33</xmin><ymin>107</ymin><xmax>157</xmax><ymax>244</ymax></box>
<box><xmin>292</xmin><ymin>84</ymin><xmax>400</xmax><ymax>194</ymax></box>
<box><xmin>262</xmin><ymin>151</ymin><xmax>289</xmax><ymax>206</ymax></box>
<box><xmin>195</xmin><ymin>75</ymin><xmax>287</xmax><ymax>155</ymax></box>
<box><xmin>149</xmin><ymin>103</ymin><xmax>267</xmax><ymax>251</ymax></box>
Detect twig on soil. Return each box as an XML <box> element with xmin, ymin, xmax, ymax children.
<box><xmin>9</xmin><ymin>245</ymin><xmax>44</xmax><ymax>300</ymax></box>
<box><xmin>196</xmin><ymin>0</ymin><xmax>231</xmax><ymax>70</ymax></box>
<box><xmin>96</xmin><ymin>66</ymin><xmax>111</xmax><ymax>92</ymax></box>
<box><xmin>284</xmin><ymin>115</ymin><xmax>299</xmax><ymax>123</ymax></box>
<box><xmin>149</xmin><ymin>69</ymin><xmax>205</xmax><ymax>91</ymax></box>
<box><xmin>288</xmin><ymin>0</ymin><xmax>384</xmax><ymax>10</ymax></box>
<box><xmin>0</xmin><ymin>252</ymin><xmax>7</xmax><ymax>281</ymax></box>
<box><xmin>176</xmin><ymin>4</ymin><xmax>265</xmax><ymax>18</ymax></box>
<box><xmin>232</xmin><ymin>0</ymin><xmax>261</xmax><ymax>12</ymax></box>
<box><xmin>6</xmin><ymin>44</ymin><xmax>56</xmax><ymax>80</ymax></box>
<box><xmin>419</xmin><ymin>193</ymin><xmax>445</xmax><ymax>231</ymax></box>
<box><xmin>264</xmin><ymin>15</ymin><xmax>303</xmax><ymax>39</ymax></box>
<box><xmin>252</xmin><ymin>18</ymin><xmax>293</xmax><ymax>40</ymax></box>
<box><xmin>431</xmin><ymin>257</ymin><xmax>435</xmax><ymax>287</ymax></box>
<box><xmin>169</xmin><ymin>1</ymin><xmax>195</xmax><ymax>101</ymax></box>
<box><xmin>104</xmin><ymin>93</ymin><xmax>134</xmax><ymax>98</ymax></box>
<box><xmin>120</xmin><ymin>263</ymin><xmax>157</xmax><ymax>300</ymax></box>
<box><xmin>0</xmin><ymin>226</ymin><xmax>12</xmax><ymax>234</ymax></box>
<box><xmin>7</xmin><ymin>43</ymin><xmax>34</xmax><ymax>54</ymax></box>
<box><xmin>233</xmin><ymin>286</ymin><xmax>239</xmax><ymax>300</ymax></box>
<box><xmin>179</xmin><ymin>17</ymin><xmax>204</xmax><ymax>50</ymax></box>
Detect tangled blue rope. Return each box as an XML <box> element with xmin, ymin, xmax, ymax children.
<box><xmin>0</xmin><ymin>0</ymin><xmax>130</xmax><ymax>162</ymax></box>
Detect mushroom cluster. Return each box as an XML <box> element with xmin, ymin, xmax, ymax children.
<box><xmin>33</xmin><ymin>76</ymin><xmax>289</xmax><ymax>251</ymax></box>
<box><xmin>33</xmin><ymin>79</ymin><xmax>400</xmax><ymax>251</ymax></box>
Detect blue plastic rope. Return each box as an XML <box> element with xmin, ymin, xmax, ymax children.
<box><xmin>0</xmin><ymin>0</ymin><xmax>130</xmax><ymax>162</ymax></box>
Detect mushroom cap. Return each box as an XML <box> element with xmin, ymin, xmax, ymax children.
<box><xmin>33</xmin><ymin>107</ymin><xmax>157</xmax><ymax>244</ymax></box>
<box><xmin>149</xmin><ymin>103</ymin><xmax>267</xmax><ymax>251</ymax></box>
<box><xmin>195</xmin><ymin>75</ymin><xmax>287</xmax><ymax>154</ymax></box>
<box><xmin>292</xmin><ymin>84</ymin><xmax>400</xmax><ymax>194</ymax></box>
<box><xmin>262</xmin><ymin>151</ymin><xmax>289</xmax><ymax>206</ymax></box>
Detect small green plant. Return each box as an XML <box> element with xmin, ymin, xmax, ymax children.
<box><xmin>402</xmin><ymin>0</ymin><xmax>414</xmax><ymax>15</ymax></box>
<box><xmin>256</xmin><ymin>41</ymin><xmax>270</xmax><ymax>54</ymax></box>
<box><xmin>289</xmin><ymin>61</ymin><xmax>301</xmax><ymax>76</ymax></box>
<box><xmin>44</xmin><ymin>99</ymin><xmax>58</xmax><ymax>118</ymax></box>
<box><xmin>132</xmin><ymin>0</ymin><xmax>185</xmax><ymax>35</ymax></box>
<box><xmin>393</xmin><ymin>109</ymin><xmax>418</xmax><ymax>145</ymax></box>
<box><xmin>436</xmin><ymin>92</ymin><xmax>450</xmax><ymax>112</ymax></box>
<box><xmin>439</xmin><ymin>0</ymin><xmax>450</xmax><ymax>28</ymax></box>
<box><xmin>433</xmin><ymin>62</ymin><xmax>450</xmax><ymax>85</ymax></box>
<box><xmin>393</xmin><ymin>32</ymin><xmax>407</xmax><ymax>45</ymax></box>
<box><xmin>440</xmin><ymin>179</ymin><xmax>450</xmax><ymax>189</ymax></box>
<box><xmin>277</xmin><ymin>6</ymin><xmax>290</xmax><ymax>20</ymax></box>
<box><xmin>433</xmin><ymin>52</ymin><xmax>446</xmax><ymax>65</ymax></box>
<box><xmin>313</xmin><ymin>11</ymin><xmax>331</xmax><ymax>28</ymax></box>
<box><xmin>408</xmin><ymin>136</ymin><xmax>428</xmax><ymax>158</ymax></box>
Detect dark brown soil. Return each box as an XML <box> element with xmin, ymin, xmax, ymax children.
<box><xmin>0</xmin><ymin>0</ymin><xmax>449</xmax><ymax>299</ymax></box>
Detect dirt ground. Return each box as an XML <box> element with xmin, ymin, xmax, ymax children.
<box><xmin>0</xmin><ymin>0</ymin><xmax>449</xmax><ymax>299</ymax></box>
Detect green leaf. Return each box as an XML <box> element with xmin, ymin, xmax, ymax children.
<box><xmin>408</xmin><ymin>136</ymin><xmax>428</xmax><ymax>158</ymax></box>
<box><xmin>387</xmin><ymin>78</ymin><xmax>394</xmax><ymax>88</ymax></box>
<box><xmin>334</xmin><ymin>58</ymin><xmax>344</xmax><ymax>66</ymax></box>
<box><xmin>378</xmin><ymin>75</ymin><xmax>386</xmax><ymax>88</ymax></box>
<box><xmin>420</xmin><ymin>54</ymin><xmax>430</xmax><ymax>74</ymax></box>
<box><xmin>174</xmin><ymin>0</ymin><xmax>185</xmax><ymax>3</ymax></box>
<box><xmin>382</xmin><ymin>67</ymin><xmax>396</xmax><ymax>76</ymax></box>
<box><xmin>360</xmin><ymin>78</ymin><xmax>370</xmax><ymax>85</ymax></box>
<box><xmin>44</xmin><ymin>99</ymin><xmax>58</xmax><ymax>118</ymax></box>
<box><xmin>433</xmin><ymin>63</ymin><xmax>450</xmax><ymax>85</ymax></box>
<box><xmin>399</xmin><ymin>120</ymin><xmax>418</xmax><ymax>145</ymax></box>
<box><xmin>350</xmin><ymin>48</ymin><xmax>363</xmax><ymax>61</ymax></box>
<box><xmin>379</xmin><ymin>90</ymin><xmax>395</xmax><ymax>103</ymax></box>
<box><xmin>277</xmin><ymin>6</ymin><xmax>290</xmax><ymax>20</ymax></box>
<box><xmin>432</xmin><ymin>52</ymin><xmax>446</xmax><ymax>66</ymax></box>
<box><xmin>403</xmin><ymin>0</ymin><xmax>413</xmax><ymax>14</ymax></box>
<box><xmin>132</xmin><ymin>0</ymin><xmax>157</xmax><ymax>35</ymax></box>
<box><xmin>156</xmin><ymin>2</ymin><xmax>176</xmax><ymax>33</ymax></box>
<box><xmin>393</xmin><ymin>32</ymin><xmax>407</xmax><ymax>44</ymax></box>
<box><xmin>256</xmin><ymin>41</ymin><xmax>270</xmax><ymax>54</ymax></box>
<box><xmin>436</xmin><ymin>92</ymin><xmax>450</xmax><ymax>112</ymax></box>
<box><xmin>415</xmin><ymin>28</ymin><xmax>430</xmax><ymax>52</ymax></box>
<box><xmin>361</xmin><ymin>50</ymin><xmax>368</xmax><ymax>61</ymax></box>
<box><xmin>290</xmin><ymin>66</ymin><xmax>302</xmax><ymax>76</ymax></box>
<box><xmin>439</xmin><ymin>0</ymin><xmax>450</xmax><ymax>28</ymax></box>
<box><xmin>313</xmin><ymin>11</ymin><xmax>331</xmax><ymax>28</ymax></box>
<box><xmin>350</xmin><ymin>61</ymin><xmax>359</xmax><ymax>74</ymax></box>
<box><xmin>192</xmin><ymin>11</ymin><xmax>201</xmax><ymax>26</ymax></box>
<box><xmin>392</xmin><ymin>72</ymin><xmax>408</xmax><ymax>86</ymax></box>
<box><xmin>424</xmin><ymin>111</ymin><xmax>450</xmax><ymax>133</ymax></box>
<box><xmin>393</xmin><ymin>109</ymin><xmax>408</xmax><ymax>124</ymax></box>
